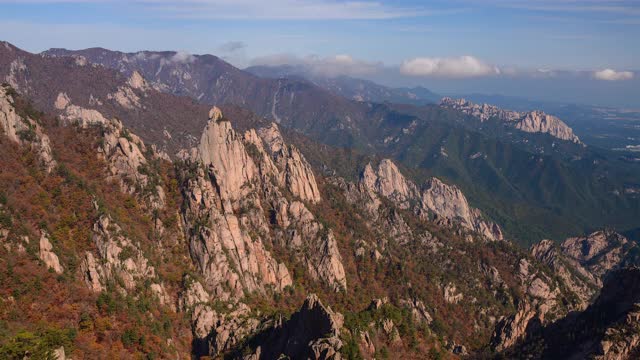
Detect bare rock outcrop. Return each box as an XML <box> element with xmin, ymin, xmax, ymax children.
<box><xmin>399</xmin><ymin>297</ymin><xmax>433</xmax><ymax>325</ymax></box>
<box><xmin>38</xmin><ymin>231</ymin><xmax>63</xmax><ymax>274</ymax></box>
<box><xmin>440</xmin><ymin>97</ymin><xmax>581</xmax><ymax>143</ymax></box>
<box><xmin>97</xmin><ymin>118</ymin><xmax>166</xmax><ymax>210</ymax></box>
<box><xmin>490</xmin><ymin>231</ymin><xmax>635</xmax><ymax>354</ymax></box>
<box><xmin>54</xmin><ymin>92</ymin><xmax>109</xmax><ymax>127</ymax></box>
<box><xmin>273</xmin><ymin>200</ymin><xmax>347</xmax><ymax>291</ymax></box>
<box><xmin>178</xmin><ymin>277</ymin><xmax>263</xmax><ymax>358</ymax></box>
<box><xmin>182</xmin><ymin>107</ymin><xmax>345</xmax><ymax>298</ymax></box>
<box><xmin>503</xmin><ymin>267</ymin><xmax>640</xmax><ymax>359</ymax></box>
<box><xmin>178</xmin><ymin>108</ymin><xmax>349</xmax><ymax>355</ymax></box>
<box><xmin>245</xmin><ymin>294</ymin><xmax>344</xmax><ymax>360</ymax></box>
<box><xmin>561</xmin><ymin>230</ymin><xmax>636</xmax><ymax>279</ymax></box>
<box><xmin>422</xmin><ymin>177</ymin><xmax>503</xmax><ymax>240</ymax></box>
<box><xmin>197</xmin><ymin>107</ymin><xmax>257</xmax><ymax>204</ymax></box>
<box><xmin>79</xmin><ymin>212</ymin><xmax>166</xmax><ymax>298</ymax></box>
<box><xmin>360</xmin><ymin>159</ymin><xmax>503</xmax><ymax>241</ymax></box>
<box><xmin>491</xmin><ymin>301</ymin><xmax>539</xmax><ymax>352</ymax></box>
<box><xmin>0</xmin><ymin>85</ymin><xmax>56</xmax><ymax>172</ymax></box>
<box><xmin>516</xmin><ymin>258</ymin><xmax>562</xmax><ymax>319</ymax></box>
<box><xmin>491</xmin><ymin>257</ymin><xmax>572</xmax><ymax>352</ymax></box>
<box><xmin>181</xmin><ymin>162</ymin><xmax>292</xmax><ymax>300</ymax></box>
<box><xmin>528</xmin><ymin>230</ymin><xmax>638</xmax><ymax>311</ymax></box>
<box><xmin>530</xmin><ymin>239</ymin><xmax>600</xmax><ymax>308</ymax></box>
<box><xmin>194</xmin><ymin>303</ymin><xmax>261</xmax><ymax>357</ymax></box>
<box><xmin>515</xmin><ymin>111</ymin><xmax>579</xmax><ymax>143</ymax></box>
<box><xmin>258</xmin><ymin>123</ymin><xmax>321</xmax><ymax>204</ymax></box>
<box><xmin>443</xmin><ymin>283</ymin><xmax>464</xmax><ymax>304</ymax></box>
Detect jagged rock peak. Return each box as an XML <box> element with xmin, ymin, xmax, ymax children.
<box><xmin>360</xmin><ymin>159</ymin><xmax>503</xmax><ymax>241</ymax></box>
<box><xmin>208</xmin><ymin>106</ymin><xmax>223</xmax><ymax>122</ymax></box>
<box><xmin>301</xmin><ymin>294</ymin><xmax>344</xmax><ymax>335</ymax></box>
<box><xmin>257</xmin><ymin>122</ymin><xmax>322</xmax><ymax>203</ymax></box>
<box><xmin>197</xmin><ymin>109</ymin><xmax>257</xmax><ymax>202</ymax></box>
<box><xmin>440</xmin><ymin>97</ymin><xmax>581</xmax><ymax>143</ymax></box>
<box><xmin>503</xmin><ymin>266</ymin><xmax>640</xmax><ymax>359</ymax></box>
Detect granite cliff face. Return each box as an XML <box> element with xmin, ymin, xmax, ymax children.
<box><xmin>531</xmin><ymin>230</ymin><xmax>637</xmax><ymax>307</ymax></box>
<box><xmin>181</xmin><ymin>107</ymin><xmax>345</xmax><ymax>298</ymax></box>
<box><xmin>178</xmin><ymin>107</ymin><xmax>347</xmax><ymax>357</ymax></box>
<box><xmin>492</xmin><ymin>230</ymin><xmax>639</xmax><ymax>352</ymax></box>
<box><xmin>258</xmin><ymin>123</ymin><xmax>321</xmax><ymax>204</ymax></box>
<box><xmin>505</xmin><ymin>267</ymin><xmax>640</xmax><ymax>360</ymax></box>
<box><xmin>0</xmin><ymin>85</ymin><xmax>56</xmax><ymax>172</ymax></box>
<box><xmin>359</xmin><ymin>159</ymin><xmax>503</xmax><ymax>241</ymax></box>
<box><xmin>440</xmin><ymin>97</ymin><xmax>581</xmax><ymax>143</ymax></box>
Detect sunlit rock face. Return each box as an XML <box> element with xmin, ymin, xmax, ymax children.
<box><xmin>360</xmin><ymin>158</ymin><xmax>503</xmax><ymax>241</ymax></box>
<box><xmin>182</xmin><ymin>107</ymin><xmax>345</xmax><ymax>302</ymax></box>
<box><xmin>440</xmin><ymin>97</ymin><xmax>581</xmax><ymax>143</ymax></box>
<box><xmin>0</xmin><ymin>85</ymin><xmax>56</xmax><ymax>172</ymax></box>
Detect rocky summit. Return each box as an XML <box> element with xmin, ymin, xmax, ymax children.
<box><xmin>0</xmin><ymin>38</ymin><xmax>639</xmax><ymax>360</ymax></box>
<box><xmin>440</xmin><ymin>97</ymin><xmax>582</xmax><ymax>144</ymax></box>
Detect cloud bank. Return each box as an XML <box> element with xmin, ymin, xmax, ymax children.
<box><xmin>251</xmin><ymin>53</ymin><xmax>383</xmax><ymax>77</ymax></box>
<box><xmin>593</xmin><ymin>68</ymin><xmax>634</xmax><ymax>81</ymax></box>
<box><xmin>400</xmin><ymin>56</ymin><xmax>500</xmax><ymax>78</ymax></box>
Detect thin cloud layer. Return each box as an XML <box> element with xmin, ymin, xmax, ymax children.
<box><xmin>593</xmin><ymin>69</ymin><xmax>634</xmax><ymax>81</ymax></box>
<box><xmin>0</xmin><ymin>0</ymin><xmax>447</xmax><ymax>20</ymax></box>
<box><xmin>170</xmin><ymin>51</ymin><xmax>196</xmax><ymax>64</ymax></box>
<box><xmin>218</xmin><ymin>41</ymin><xmax>247</xmax><ymax>53</ymax></box>
<box><xmin>251</xmin><ymin>53</ymin><xmax>383</xmax><ymax>77</ymax></box>
<box><xmin>400</xmin><ymin>56</ymin><xmax>500</xmax><ymax>78</ymax></box>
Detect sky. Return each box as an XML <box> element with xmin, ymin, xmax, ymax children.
<box><xmin>0</xmin><ymin>0</ymin><xmax>639</xmax><ymax>108</ymax></box>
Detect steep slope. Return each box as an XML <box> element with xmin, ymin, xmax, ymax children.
<box><xmin>1</xmin><ymin>41</ymin><xmax>210</xmax><ymax>154</ymax></box>
<box><xmin>504</xmin><ymin>266</ymin><xmax>640</xmax><ymax>359</ymax></box>
<box><xmin>0</xmin><ymin>84</ymin><xmax>192</xmax><ymax>358</ymax></box>
<box><xmin>490</xmin><ymin>230</ymin><xmax>640</xmax><ymax>353</ymax></box>
<box><xmin>4</xmin><ymin>69</ymin><xmax>640</xmax><ymax>358</ymax></box>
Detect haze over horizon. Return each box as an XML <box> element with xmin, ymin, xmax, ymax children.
<box><xmin>1</xmin><ymin>0</ymin><xmax>639</xmax><ymax>107</ymax></box>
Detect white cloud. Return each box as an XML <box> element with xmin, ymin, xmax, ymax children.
<box><xmin>170</xmin><ymin>51</ymin><xmax>195</xmax><ymax>63</ymax></box>
<box><xmin>593</xmin><ymin>68</ymin><xmax>634</xmax><ymax>81</ymax></box>
<box><xmin>400</xmin><ymin>56</ymin><xmax>500</xmax><ymax>78</ymax></box>
<box><xmin>250</xmin><ymin>53</ymin><xmax>383</xmax><ymax>77</ymax></box>
<box><xmin>218</xmin><ymin>41</ymin><xmax>246</xmax><ymax>53</ymax></box>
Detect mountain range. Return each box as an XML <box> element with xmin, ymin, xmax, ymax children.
<box><xmin>40</xmin><ymin>45</ymin><xmax>640</xmax><ymax>245</ymax></box>
<box><xmin>1</xmin><ymin>40</ymin><xmax>640</xmax><ymax>359</ymax></box>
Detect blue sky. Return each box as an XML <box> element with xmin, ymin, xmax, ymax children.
<box><xmin>0</xmin><ymin>0</ymin><xmax>639</xmax><ymax>107</ymax></box>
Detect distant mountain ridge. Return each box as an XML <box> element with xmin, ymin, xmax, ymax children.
<box><xmin>440</xmin><ymin>97</ymin><xmax>582</xmax><ymax>144</ymax></box>
<box><xmin>245</xmin><ymin>64</ymin><xmax>440</xmax><ymax>105</ymax></box>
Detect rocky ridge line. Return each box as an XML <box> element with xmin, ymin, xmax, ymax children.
<box><xmin>440</xmin><ymin>97</ymin><xmax>581</xmax><ymax>144</ymax></box>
